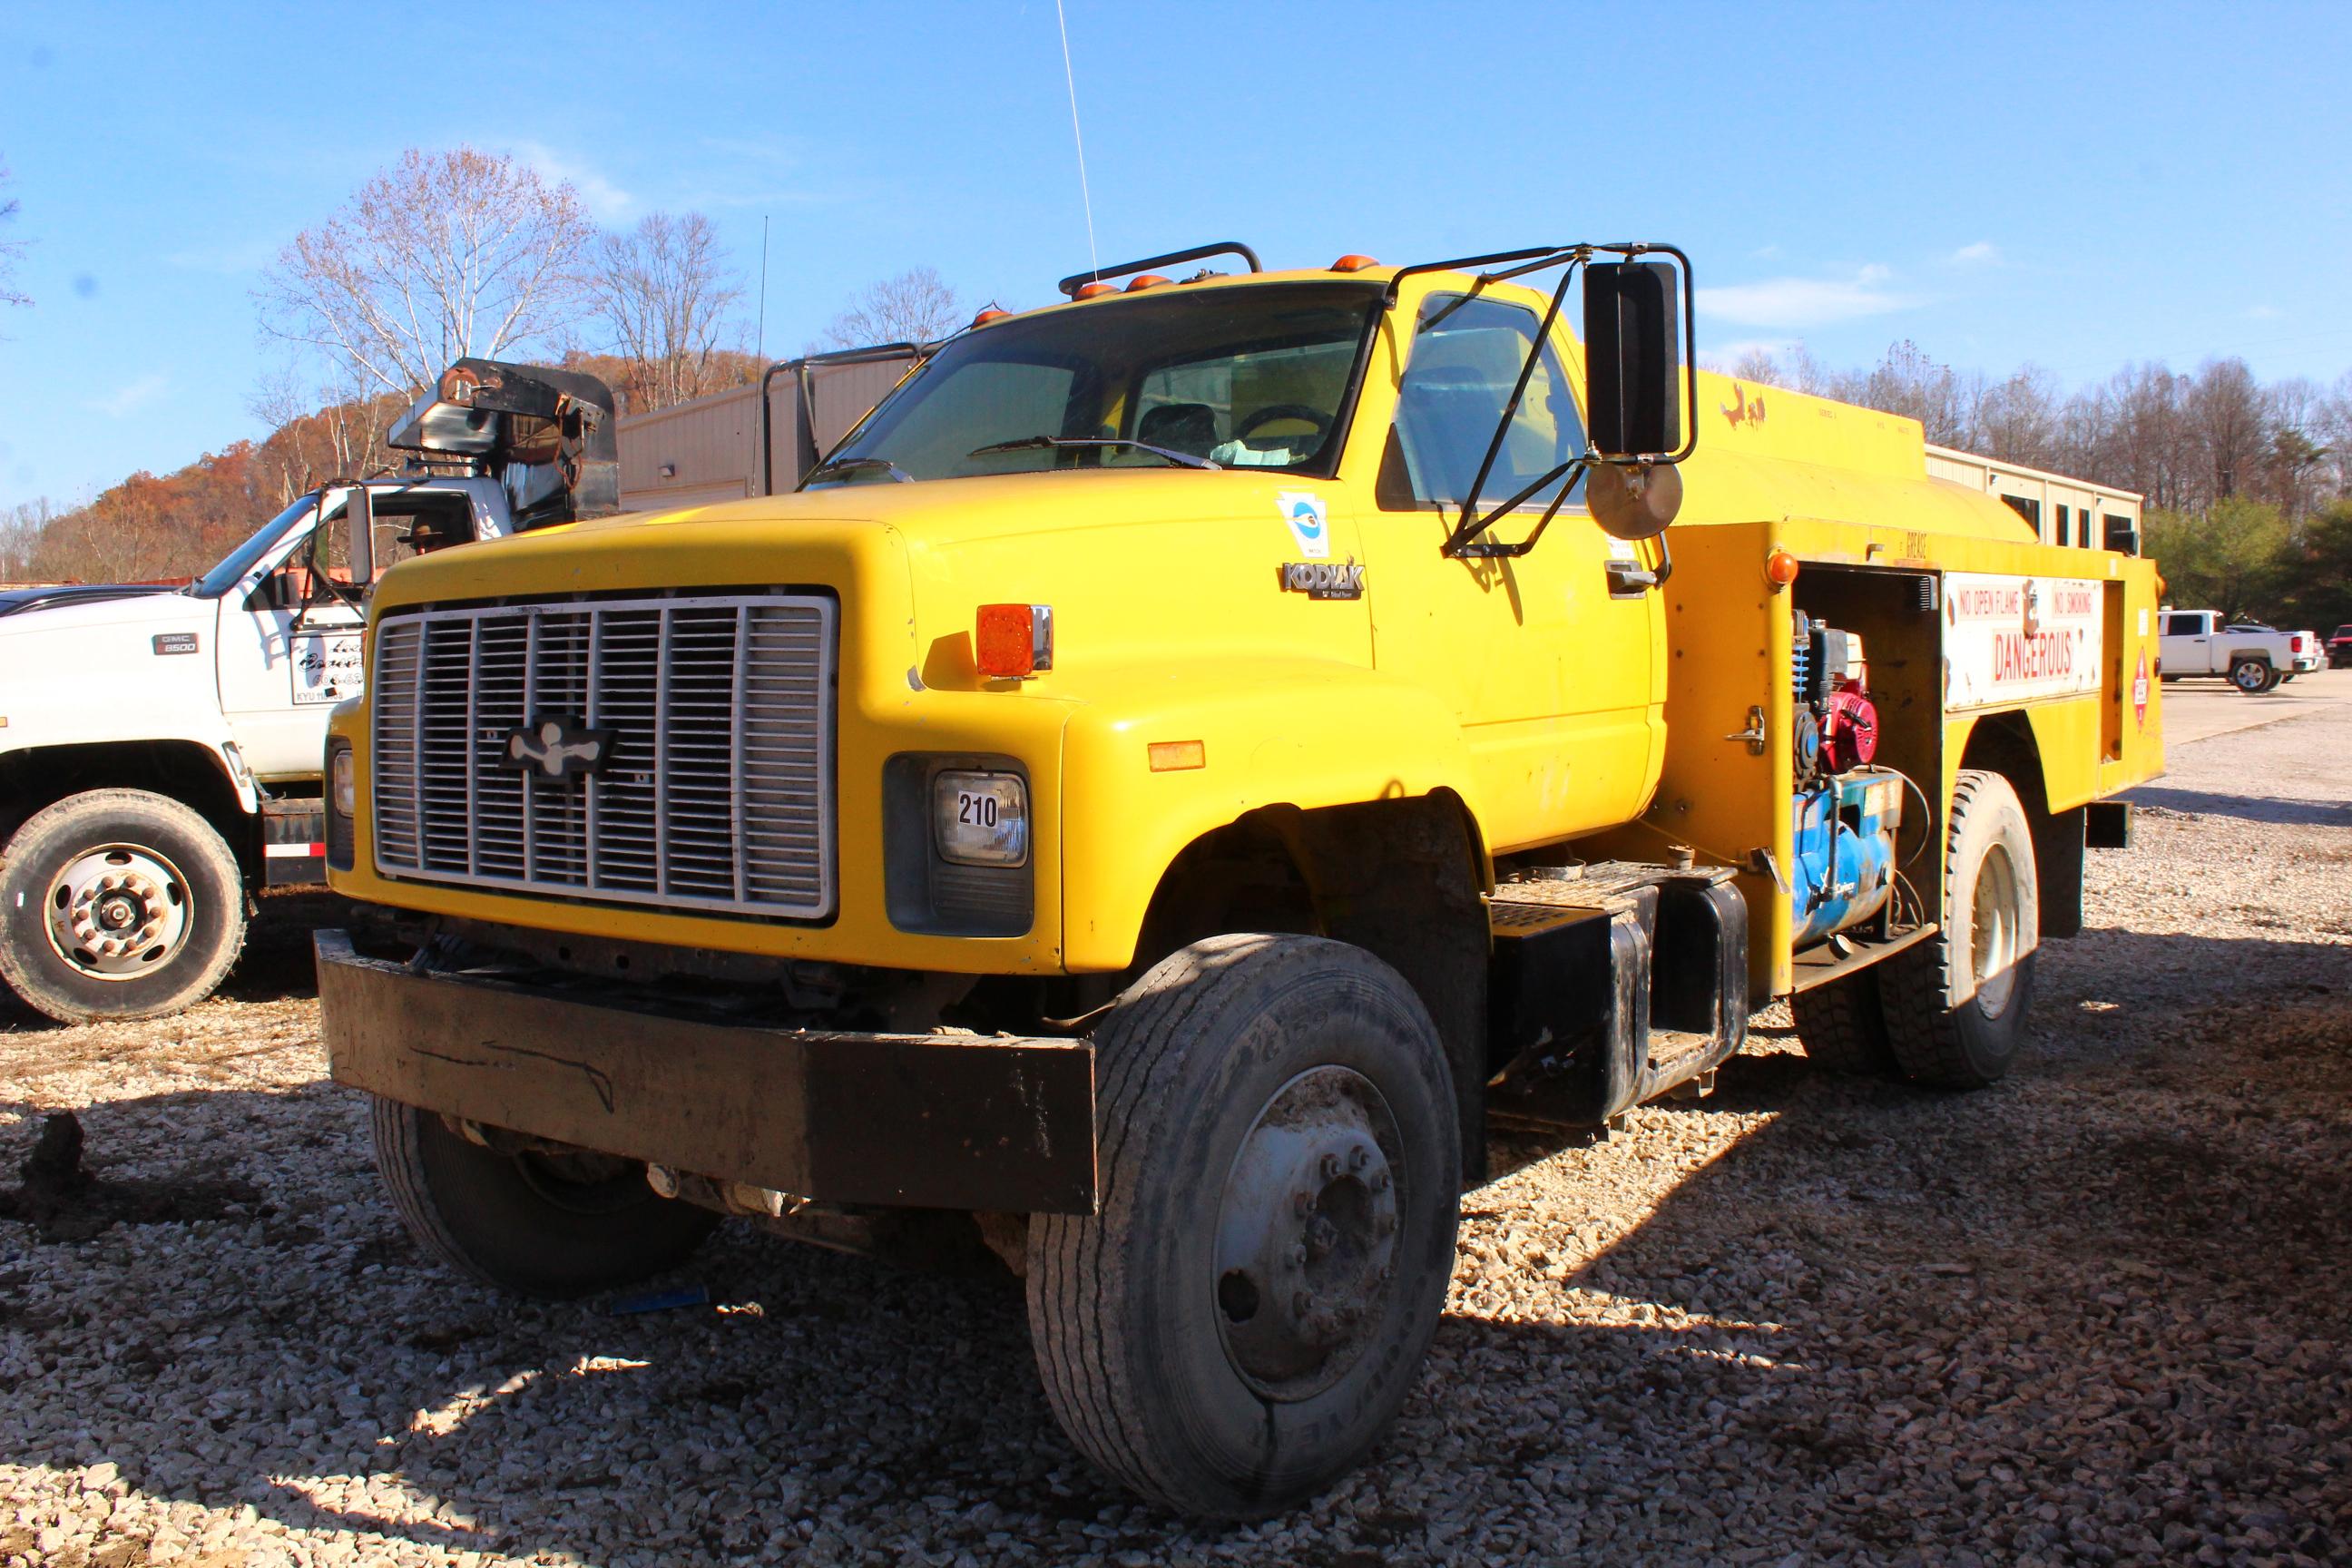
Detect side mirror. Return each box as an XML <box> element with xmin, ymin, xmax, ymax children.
<box><xmin>346</xmin><ymin>485</ymin><xmax>375</xmax><ymax>587</ymax></box>
<box><xmin>1583</xmin><ymin>260</ymin><xmax>1682</xmax><ymax>459</ymax></box>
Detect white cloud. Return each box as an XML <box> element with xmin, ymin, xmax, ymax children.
<box><xmin>1700</xmin><ymin>338</ymin><xmax>1806</xmax><ymax>372</ymax></box>
<box><xmin>1696</xmin><ymin>265</ymin><xmax>1916</xmax><ymax>330</ymax></box>
<box><xmin>87</xmin><ymin>373</ymin><xmax>169</xmax><ymax>418</ymax></box>
<box><xmin>1947</xmin><ymin>240</ymin><xmax>2000</xmax><ymax>267</ymax></box>
<box><xmin>512</xmin><ymin>142</ymin><xmax>634</xmax><ymax>221</ymax></box>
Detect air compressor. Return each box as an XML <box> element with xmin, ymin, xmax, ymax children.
<box><xmin>1789</xmin><ymin>612</ymin><xmax>1906</xmax><ymax>946</ymax></box>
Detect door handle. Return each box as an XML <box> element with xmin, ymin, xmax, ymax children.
<box><xmin>1603</xmin><ymin>535</ymin><xmax>1673</xmax><ymax>598</ymax></box>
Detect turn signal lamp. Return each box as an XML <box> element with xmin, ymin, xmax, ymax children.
<box><xmin>1074</xmin><ymin>281</ymin><xmax>1117</xmax><ymax>299</ymax></box>
<box><xmin>1765</xmin><ymin>549</ymin><xmax>1801</xmax><ymax>588</ymax></box>
<box><xmin>1126</xmin><ymin>273</ymin><xmax>1171</xmax><ymax>291</ymax></box>
<box><xmin>976</xmin><ymin>603</ymin><xmax>1054</xmax><ymax>679</ymax></box>
<box><xmin>1330</xmin><ymin>254</ymin><xmax>1379</xmax><ymax>272</ymax></box>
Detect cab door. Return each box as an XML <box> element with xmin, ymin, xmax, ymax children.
<box><xmin>214</xmin><ymin>490</ymin><xmax>367</xmax><ymax>779</ymax></box>
<box><xmin>1355</xmin><ymin>288</ymin><xmax>1665</xmax><ymax>852</ymax></box>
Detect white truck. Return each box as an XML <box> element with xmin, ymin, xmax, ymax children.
<box><xmin>0</xmin><ymin>345</ymin><xmax>931</xmax><ymax>1025</ymax></box>
<box><xmin>2155</xmin><ymin>610</ymin><xmax>2311</xmax><ymax>694</ymax></box>
<box><xmin>0</xmin><ymin>360</ymin><xmax>622</xmax><ymax>1023</ymax></box>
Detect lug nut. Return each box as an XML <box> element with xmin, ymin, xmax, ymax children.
<box><xmin>1289</xmin><ymin>1243</ymin><xmax>1308</xmax><ymax>1267</ymax></box>
<box><xmin>1292</xmin><ymin>1290</ymin><xmax>1314</xmax><ymax>1316</ymax></box>
<box><xmin>1319</xmin><ymin>1153</ymin><xmax>1341</xmax><ymax>1181</ymax></box>
<box><xmin>1377</xmin><ymin>1214</ymin><xmax>1397</xmax><ymax>1236</ymax></box>
<box><xmin>1349</xmin><ymin>1146</ymin><xmax>1368</xmax><ymax>1172</ymax></box>
<box><xmin>1378</xmin><ymin>1264</ymin><xmax>1395</xmax><ymax>1282</ymax></box>
<box><xmin>1293</xmin><ymin>1191</ymin><xmax>1312</xmax><ymax>1218</ymax></box>
<box><xmin>1370</xmin><ymin>1171</ymin><xmax>1391</xmax><ymax>1193</ymax></box>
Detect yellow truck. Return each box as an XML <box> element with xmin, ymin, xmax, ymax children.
<box><xmin>315</xmin><ymin>240</ymin><xmax>2162</xmax><ymax>1517</ymax></box>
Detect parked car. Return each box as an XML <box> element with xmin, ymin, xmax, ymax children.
<box><xmin>2330</xmin><ymin>624</ymin><xmax>2352</xmax><ymax>669</ymax></box>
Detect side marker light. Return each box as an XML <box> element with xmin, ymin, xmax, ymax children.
<box><xmin>1149</xmin><ymin>740</ymin><xmax>1206</xmax><ymax>772</ymax></box>
<box><xmin>1766</xmin><ymin>549</ymin><xmax>1801</xmax><ymax>588</ymax></box>
<box><xmin>976</xmin><ymin>603</ymin><xmax>1053</xmax><ymax>679</ymax></box>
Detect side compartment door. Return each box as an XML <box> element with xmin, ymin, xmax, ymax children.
<box><xmin>1357</xmin><ymin>290</ymin><xmax>1665</xmax><ymax>852</ymax></box>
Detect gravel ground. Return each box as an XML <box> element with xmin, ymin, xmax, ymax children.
<box><xmin>3</xmin><ymin>681</ymin><xmax>2347</xmax><ymax>1567</ymax></box>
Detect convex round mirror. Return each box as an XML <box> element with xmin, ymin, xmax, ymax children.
<box><xmin>1588</xmin><ymin>459</ymin><xmax>1682</xmax><ymax>541</ymax></box>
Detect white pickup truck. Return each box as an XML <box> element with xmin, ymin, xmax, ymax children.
<box><xmin>0</xmin><ymin>360</ymin><xmax>621</xmax><ymax>1024</ymax></box>
<box><xmin>2155</xmin><ymin>610</ymin><xmax>2318</xmax><ymax>694</ymax></box>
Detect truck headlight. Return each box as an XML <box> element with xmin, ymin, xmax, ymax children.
<box><xmin>330</xmin><ymin>747</ymin><xmax>357</xmax><ymax>818</ymax></box>
<box><xmin>933</xmin><ymin>770</ymin><xmax>1029</xmax><ymax>867</ymax></box>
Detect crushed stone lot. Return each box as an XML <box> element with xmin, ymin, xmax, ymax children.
<box><xmin>3</xmin><ymin>681</ymin><xmax>2348</xmax><ymax>1567</ymax></box>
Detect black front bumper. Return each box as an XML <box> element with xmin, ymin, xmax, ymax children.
<box><xmin>314</xmin><ymin>931</ymin><xmax>1099</xmax><ymax>1214</ymax></box>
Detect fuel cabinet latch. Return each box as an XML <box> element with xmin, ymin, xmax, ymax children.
<box><xmin>1725</xmin><ymin>706</ymin><xmax>1769</xmax><ymax>755</ymax></box>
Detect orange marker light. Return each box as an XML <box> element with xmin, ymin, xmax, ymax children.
<box><xmin>1125</xmin><ymin>273</ymin><xmax>1171</xmax><ymax>291</ymax></box>
<box><xmin>976</xmin><ymin>603</ymin><xmax>1047</xmax><ymax>679</ymax></box>
<box><xmin>1765</xmin><ymin>549</ymin><xmax>1801</xmax><ymax>588</ymax></box>
<box><xmin>1074</xmin><ymin>281</ymin><xmax>1116</xmax><ymax>299</ymax></box>
<box><xmin>1330</xmin><ymin>254</ymin><xmax>1379</xmax><ymax>272</ymax></box>
<box><xmin>972</xmin><ymin>308</ymin><xmax>1011</xmax><ymax>327</ymax></box>
<box><xmin>1148</xmin><ymin>740</ymin><xmax>1206</xmax><ymax>772</ymax></box>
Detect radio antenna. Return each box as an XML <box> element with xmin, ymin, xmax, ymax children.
<box><xmin>1053</xmin><ymin>0</ymin><xmax>1100</xmax><ymax>279</ymax></box>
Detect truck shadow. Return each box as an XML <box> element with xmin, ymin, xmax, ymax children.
<box><xmin>2120</xmin><ymin>786</ymin><xmax>2351</xmax><ymax>828</ymax></box>
<box><xmin>0</xmin><ymin>926</ymin><xmax>2346</xmax><ymax>1563</ymax></box>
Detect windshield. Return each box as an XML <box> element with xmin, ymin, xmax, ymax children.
<box><xmin>812</xmin><ymin>281</ymin><xmax>1383</xmax><ymax>485</ymax></box>
<box><xmin>189</xmin><ymin>492</ymin><xmax>346</xmax><ymax>599</ymax></box>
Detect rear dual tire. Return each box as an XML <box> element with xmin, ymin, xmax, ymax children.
<box><xmin>1794</xmin><ymin>770</ymin><xmax>2036</xmax><ymax>1089</ymax></box>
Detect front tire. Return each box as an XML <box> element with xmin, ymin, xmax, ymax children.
<box><xmin>0</xmin><ymin>789</ymin><xmax>247</xmax><ymax>1024</ymax></box>
<box><xmin>1027</xmin><ymin>935</ymin><xmax>1460</xmax><ymax>1518</ymax></box>
<box><xmin>368</xmin><ymin>1096</ymin><xmax>720</xmax><ymax>1298</ymax></box>
<box><xmin>1880</xmin><ymin>771</ymin><xmax>2037</xmax><ymax>1088</ymax></box>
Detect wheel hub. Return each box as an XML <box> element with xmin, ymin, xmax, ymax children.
<box><xmin>1971</xmin><ymin>841</ymin><xmax>2020</xmax><ymax>1016</ymax></box>
<box><xmin>44</xmin><ymin>846</ymin><xmax>193</xmax><ymax>982</ymax></box>
<box><xmin>1213</xmin><ymin>1065</ymin><xmax>1403</xmax><ymax>1401</ymax></box>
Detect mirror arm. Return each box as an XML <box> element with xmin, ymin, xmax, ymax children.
<box><xmin>1445</xmin><ymin>454</ymin><xmax>1592</xmax><ymax>560</ymax></box>
<box><xmin>1450</xmin><ymin>257</ymin><xmax>1585</xmax><ymax>539</ymax></box>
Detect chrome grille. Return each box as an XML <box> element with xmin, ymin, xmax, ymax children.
<box><xmin>370</xmin><ymin>593</ymin><xmax>836</xmax><ymax>919</ymax></box>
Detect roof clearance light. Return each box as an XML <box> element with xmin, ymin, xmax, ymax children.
<box><xmin>1125</xmin><ymin>274</ymin><xmax>1171</xmax><ymax>291</ymax></box>
<box><xmin>1074</xmin><ymin>282</ymin><xmax>1117</xmax><ymax>299</ymax></box>
<box><xmin>1330</xmin><ymin>254</ymin><xmax>1379</xmax><ymax>272</ymax></box>
<box><xmin>972</xmin><ymin>308</ymin><xmax>1011</xmax><ymax>327</ymax></box>
<box><xmin>1765</xmin><ymin>549</ymin><xmax>1801</xmax><ymax>588</ymax></box>
<box><xmin>976</xmin><ymin>603</ymin><xmax>1052</xmax><ymax>680</ymax></box>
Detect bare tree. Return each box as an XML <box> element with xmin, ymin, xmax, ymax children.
<box><xmin>590</xmin><ymin>212</ymin><xmax>746</xmax><ymax>412</ymax></box>
<box><xmin>0</xmin><ymin>498</ymin><xmax>56</xmax><ymax>581</ymax></box>
<box><xmin>2186</xmin><ymin>358</ymin><xmax>2268</xmax><ymax>502</ymax></box>
<box><xmin>821</xmin><ymin>266</ymin><xmax>962</xmax><ymax>349</ymax></box>
<box><xmin>0</xmin><ymin>159</ymin><xmax>28</xmax><ymax>309</ymax></box>
<box><xmin>258</xmin><ymin>147</ymin><xmax>595</xmax><ymax>397</ymax></box>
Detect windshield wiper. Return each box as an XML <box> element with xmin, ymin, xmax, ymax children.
<box><xmin>967</xmin><ymin>436</ymin><xmax>1221</xmax><ymax>471</ymax></box>
<box><xmin>806</xmin><ymin>455</ymin><xmax>914</xmax><ymax>485</ymax></box>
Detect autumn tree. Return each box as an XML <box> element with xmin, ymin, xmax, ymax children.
<box><xmin>258</xmin><ymin>147</ymin><xmax>595</xmax><ymax>397</ymax></box>
<box><xmin>821</xmin><ymin>266</ymin><xmax>962</xmax><ymax>349</ymax></box>
<box><xmin>589</xmin><ymin>212</ymin><xmax>748</xmax><ymax>412</ymax></box>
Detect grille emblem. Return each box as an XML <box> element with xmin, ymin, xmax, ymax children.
<box><xmin>503</xmin><ymin>716</ymin><xmax>613</xmax><ymax>781</ymax></box>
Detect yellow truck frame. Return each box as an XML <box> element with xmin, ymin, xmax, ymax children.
<box><xmin>316</xmin><ymin>239</ymin><xmax>2161</xmax><ymax>1518</ymax></box>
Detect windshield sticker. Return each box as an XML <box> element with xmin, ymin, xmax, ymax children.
<box><xmin>1278</xmin><ymin>492</ymin><xmax>1330</xmax><ymax>559</ymax></box>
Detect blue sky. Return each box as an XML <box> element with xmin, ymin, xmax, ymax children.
<box><xmin>3</xmin><ymin>0</ymin><xmax>2348</xmax><ymax>510</ymax></box>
